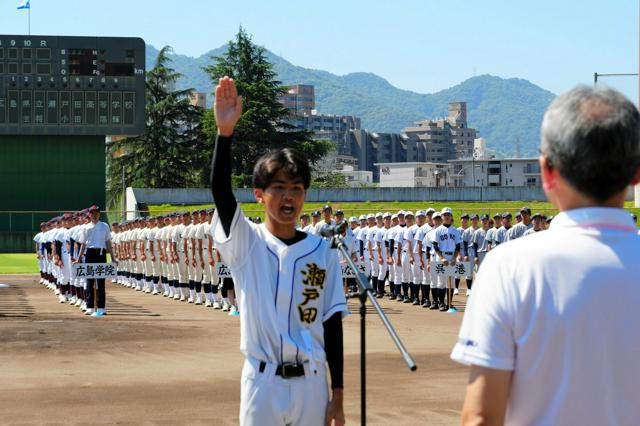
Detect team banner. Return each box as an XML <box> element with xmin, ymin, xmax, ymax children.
<box><xmin>341</xmin><ymin>264</ymin><xmax>366</xmax><ymax>278</ymax></box>
<box><xmin>73</xmin><ymin>263</ymin><xmax>117</xmax><ymax>279</ymax></box>
<box><xmin>432</xmin><ymin>261</ymin><xmax>472</xmax><ymax>278</ymax></box>
<box><xmin>216</xmin><ymin>262</ymin><xmax>232</xmax><ymax>278</ymax></box>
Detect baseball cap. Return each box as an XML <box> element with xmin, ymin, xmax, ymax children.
<box><xmin>348</xmin><ymin>216</ymin><xmax>358</xmax><ymax>223</ymax></box>
<box><xmin>532</xmin><ymin>213</ymin><xmax>542</xmax><ymax>220</ymax></box>
<box><xmin>322</xmin><ymin>204</ymin><xmax>332</xmax><ymax>212</ymax></box>
<box><xmin>432</xmin><ymin>212</ymin><xmax>442</xmax><ymax>219</ymax></box>
<box><xmin>391</xmin><ymin>214</ymin><xmax>398</xmax><ymax>220</ymax></box>
<box><xmin>375</xmin><ymin>212</ymin><xmax>383</xmax><ymax>218</ymax></box>
<box><xmin>502</xmin><ymin>212</ymin><xmax>513</xmax><ymax>219</ymax></box>
<box><xmin>493</xmin><ymin>212</ymin><xmax>502</xmax><ymax>218</ymax></box>
<box><xmin>359</xmin><ymin>214</ymin><xmax>366</xmax><ymax>221</ymax></box>
<box><xmin>383</xmin><ymin>212</ymin><xmax>392</xmax><ymax>219</ymax></box>
<box><xmin>515</xmin><ymin>213</ymin><xmax>522</xmax><ymax>219</ymax></box>
<box><xmin>460</xmin><ymin>213</ymin><xmax>470</xmax><ymax>219</ymax></box>
<box><xmin>520</xmin><ymin>206</ymin><xmax>532</xmax><ymax>215</ymax></box>
<box><xmin>335</xmin><ymin>209</ymin><xmax>344</xmax><ymax>216</ymax></box>
<box><xmin>366</xmin><ymin>213</ymin><xmax>375</xmax><ymax>219</ymax></box>
<box><xmin>312</xmin><ymin>211</ymin><xmax>321</xmax><ymax>217</ymax></box>
<box><xmin>416</xmin><ymin>210</ymin><xmax>426</xmax><ymax>217</ymax></box>
<box><xmin>480</xmin><ymin>214</ymin><xmax>489</xmax><ymax>220</ymax></box>
<box><xmin>425</xmin><ymin>208</ymin><xmax>436</xmax><ymax>215</ymax></box>
<box><xmin>397</xmin><ymin>210</ymin><xmax>405</xmax><ymax>216</ymax></box>
<box><xmin>404</xmin><ymin>211</ymin><xmax>414</xmax><ymax>217</ymax></box>
<box><xmin>300</xmin><ymin>213</ymin><xmax>309</xmax><ymax>219</ymax></box>
<box><xmin>441</xmin><ymin>207</ymin><xmax>453</xmax><ymax>215</ymax></box>
<box><xmin>470</xmin><ymin>214</ymin><xmax>479</xmax><ymax>220</ymax></box>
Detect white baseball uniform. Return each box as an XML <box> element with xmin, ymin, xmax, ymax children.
<box><xmin>212</xmin><ymin>206</ymin><xmax>348</xmax><ymax>426</ymax></box>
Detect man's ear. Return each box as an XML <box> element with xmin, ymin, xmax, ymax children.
<box><xmin>254</xmin><ymin>188</ymin><xmax>264</xmax><ymax>204</ymax></box>
<box><xmin>540</xmin><ymin>156</ymin><xmax>556</xmax><ymax>192</ymax></box>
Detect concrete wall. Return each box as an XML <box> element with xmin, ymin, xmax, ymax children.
<box><xmin>130</xmin><ymin>185</ymin><xmax>637</xmax><ymax>208</ymax></box>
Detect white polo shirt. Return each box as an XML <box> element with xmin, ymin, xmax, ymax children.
<box><xmin>451</xmin><ymin>207</ymin><xmax>640</xmax><ymax>425</ymax></box>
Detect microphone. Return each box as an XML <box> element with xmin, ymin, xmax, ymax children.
<box><xmin>319</xmin><ymin>222</ymin><xmax>347</xmax><ymax>238</ymax></box>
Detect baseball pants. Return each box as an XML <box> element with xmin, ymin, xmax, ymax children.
<box><xmin>240</xmin><ymin>357</ymin><xmax>329</xmax><ymax>426</ymax></box>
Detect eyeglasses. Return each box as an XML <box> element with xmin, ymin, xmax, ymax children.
<box><xmin>265</xmin><ymin>187</ymin><xmax>305</xmax><ymax>197</ymax></box>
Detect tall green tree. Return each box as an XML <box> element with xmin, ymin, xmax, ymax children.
<box><xmin>203</xmin><ymin>28</ymin><xmax>331</xmax><ymax>177</ymax></box>
<box><xmin>107</xmin><ymin>46</ymin><xmax>209</xmax><ymax>207</ymax></box>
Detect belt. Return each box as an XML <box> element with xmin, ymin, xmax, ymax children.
<box><xmin>259</xmin><ymin>361</ymin><xmax>305</xmax><ymax>378</ymax></box>
<box><xmin>87</xmin><ymin>247</ymin><xmax>105</xmax><ymax>254</ymax></box>
<box><xmin>443</xmin><ymin>251</ymin><xmax>453</xmax><ymax>255</ymax></box>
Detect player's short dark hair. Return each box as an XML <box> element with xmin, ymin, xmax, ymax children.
<box><xmin>252</xmin><ymin>148</ymin><xmax>311</xmax><ymax>190</ymax></box>
<box><xmin>541</xmin><ymin>86</ymin><xmax>640</xmax><ymax>201</ymax></box>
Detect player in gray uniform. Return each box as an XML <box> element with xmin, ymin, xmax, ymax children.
<box><xmin>472</xmin><ymin>214</ymin><xmax>491</xmax><ymax>280</ymax></box>
<box><xmin>392</xmin><ymin>211</ymin><xmax>407</xmax><ymax>301</ymax></box>
<box><xmin>485</xmin><ymin>213</ymin><xmax>501</xmax><ymax>250</ymax></box>
<box><xmin>493</xmin><ymin>212</ymin><xmax>512</xmax><ymax>247</ymax></box>
<box><xmin>507</xmin><ymin>206</ymin><xmax>533</xmax><ymax>240</ymax></box>
<box><xmin>523</xmin><ymin>212</ymin><xmax>545</xmax><ymax>236</ymax></box>
<box><xmin>431</xmin><ymin>207</ymin><xmax>462</xmax><ymax>311</ymax></box>
<box><xmin>374</xmin><ymin>212</ymin><xmax>391</xmax><ymax>297</ymax></box>
<box><xmin>461</xmin><ymin>214</ymin><xmax>480</xmax><ymax>296</ymax></box>
<box><xmin>454</xmin><ymin>213</ymin><xmax>470</xmax><ymax>294</ymax></box>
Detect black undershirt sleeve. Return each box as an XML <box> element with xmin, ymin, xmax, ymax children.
<box><xmin>474</xmin><ymin>242</ymin><xmax>479</xmax><ymax>253</ymax></box>
<box><xmin>432</xmin><ymin>241</ymin><xmax>439</xmax><ymax>252</ymax></box>
<box><xmin>359</xmin><ymin>240</ymin><xmax>364</xmax><ymax>256</ymax></box>
<box><xmin>323</xmin><ymin>312</ymin><xmax>344</xmax><ymax>389</ymax></box>
<box><xmin>210</xmin><ymin>135</ymin><xmax>237</xmax><ymax>238</ymax></box>
<box><xmin>463</xmin><ymin>241</ymin><xmax>469</xmax><ymax>256</ymax></box>
<box><xmin>455</xmin><ymin>243</ymin><xmax>461</xmax><ymax>253</ymax></box>
<box><xmin>388</xmin><ymin>239</ymin><xmax>394</xmax><ymax>257</ymax></box>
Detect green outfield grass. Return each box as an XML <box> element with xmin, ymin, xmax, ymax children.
<box><xmin>149</xmin><ymin>201</ymin><xmax>639</xmax><ymax>223</ymax></box>
<box><xmin>0</xmin><ymin>253</ymin><xmax>39</xmax><ymax>274</ymax></box>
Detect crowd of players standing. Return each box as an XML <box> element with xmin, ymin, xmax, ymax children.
<box><xmin>33</xmin><ymin>203</ymin><xmax>638</xmax><ymax>316</ymax></box>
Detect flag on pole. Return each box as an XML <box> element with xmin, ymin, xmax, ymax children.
<box><xmin>17</xmin><ymin>0</ymin><xmax>30</xmax><ymax>9</ymax></box>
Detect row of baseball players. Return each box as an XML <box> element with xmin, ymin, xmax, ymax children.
<box><xmin>109</xmin><ymin>209</ymin><xmax>239</xmax><ymax>315</ymax></box>
<box><xmin>296</xmin><ymin>205</ymin><xmax>551</xmax><ymax>311</ymax></box>
<box><xmin>34</xmin><ymin>205</ymin><xmax>116</xmax><ymax>316</ymax></box>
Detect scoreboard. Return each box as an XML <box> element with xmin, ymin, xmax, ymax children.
<box><xmin>0</xmin><ymin>35</ymin><xmax>145</xmax><ymax>136</ymax></box>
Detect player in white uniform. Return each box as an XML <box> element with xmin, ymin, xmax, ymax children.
<box><xmin>415</xmin><ymin>209</ymin><xmax>434</xmax><ymax>308</ymax></box>
<box><xmin>384</xmin><ymin>214</ymin><xmax>399</xmax><ymax>299</ymax></box>
<box><xmin>425</xmin><ymin>212</ymin><xmax>442</xmax><ymax>309</ymax></box>
<box><xmin>461</xmin><ymin>214</ymin><xmax>479</xmax><ymax>296</ymax></box>
<box><xmin>298</xmin><ymin>213</ymin><xmax>310</xmax><ymax>232</ymax></box>
<box><xmin>374</xmin><ymin>212</ymin><xmax>391</xmax><ymax>297</ymax></box>
<box><xmin>408</xmin><ymin>211</ymin><xmax>425</xmax><ymax>305</ymax></box>
<box><xmin>453</xmin><ymin>213</ymin><xmax>469</xmax><ymax>295</ymax></box>
<box><xmin>210</xmin><ymin>77</ymin><xmax>346</xmax><ymax>426</ymax></box>
<box><xmin>311</xmin><ymin>205</ymin><xmax>335</xmax><ymax>236</ymax></box>
<box><xmin>366</xmin><ymin>213</ymin><xmax>382</xmax><ymax>296</ymax></box>
<box><xmin>431</xmin><ymin>208</ymin><xmax>462</xmax><ymax>311</ymax></box>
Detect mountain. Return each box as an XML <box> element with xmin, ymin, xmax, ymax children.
<box><xmin>145</xmin><ymin>44</ymin><xmax>556</xmax><ymax>157</ymax></box>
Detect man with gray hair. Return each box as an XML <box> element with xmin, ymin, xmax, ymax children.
<box><xmin>451</xmin><ymin>86</ymin><xmax>640</xmax><ymax>425</ymax></box>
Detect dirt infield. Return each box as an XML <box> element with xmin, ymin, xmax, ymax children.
<box><xmin>0</xmin><ymin>275</ymin><xmax>470</xmax><ymax>426</ymax></box>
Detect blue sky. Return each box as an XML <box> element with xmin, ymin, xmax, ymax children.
<box><xmin>2</xmin><ymin>0</ymin><xmax>638</xmax><ymax>100</ymax></box>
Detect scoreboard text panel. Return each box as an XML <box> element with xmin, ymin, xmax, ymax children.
<box><xmin>0</xmin><ymin>35</ymin><xmax>145</xmax><ymax>136</ymax></box>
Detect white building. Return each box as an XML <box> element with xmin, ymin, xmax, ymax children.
<box><xmin>340</xmin><ymin>165</ymin><xmax>374</xmax><ymax>187</ymax></box>
<box><xmin>449</xmin><ymin>158</ymin><xmax>541</xmax><ymax>187</ymax></box>
<box><xmin>376</xmin><ymin>162</ymin><xmax>452</xmax><ymax>187</ymax></box>
<box><xmin>375</xmin><ymin>157</ymin><xmax>541</xmax><ymax>188</ymax></box>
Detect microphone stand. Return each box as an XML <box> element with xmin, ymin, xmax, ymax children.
<box><xmin>329</xmin><ymin>233</ymin><xmax>417</xmax><ymax>426</ymax></box>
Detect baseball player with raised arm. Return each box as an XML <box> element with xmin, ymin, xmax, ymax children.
<box><xmin>210</xmin><ymin>77</ymin><xmax>347</xmax><ymax>426</ymax></box>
